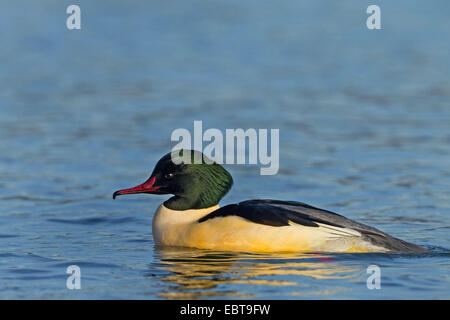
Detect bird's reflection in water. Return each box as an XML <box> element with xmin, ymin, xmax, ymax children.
<box><xmin>150</xmin><ymin>246</ymin><xmax>359</xmax><ymax>299</ymax></box>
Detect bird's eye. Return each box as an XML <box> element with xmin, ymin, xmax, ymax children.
<box><xmin>164</xmin><ymin>173</ymin><xmax>174</xmax><ymax>180</ymax></box>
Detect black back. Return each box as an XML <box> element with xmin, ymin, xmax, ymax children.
<box><xmin>198</xmin><ymin>199</ymin><xmax>346</xmax><ymax>228</ymax></box>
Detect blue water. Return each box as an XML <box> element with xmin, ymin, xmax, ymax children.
<box><xmin>0</xmin><ymin>0</ymin><xmax>449</xmax><ymax>299</ymax></box>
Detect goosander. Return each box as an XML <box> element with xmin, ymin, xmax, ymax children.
<box><xmin>113</xmin><ymin>150</ymin><xmax>429</xmax><ymax>254</ymax></box>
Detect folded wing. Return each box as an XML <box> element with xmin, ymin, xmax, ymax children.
<box><xmin>198</xmin><ymin>199</ymin><xmax>429</xmax><ymax>254</ymax></box>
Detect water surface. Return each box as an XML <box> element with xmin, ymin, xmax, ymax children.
<box><xmin>0</xmin><ymin>0</ymin><xmax>449</xmax><ymax>299</ymax></box>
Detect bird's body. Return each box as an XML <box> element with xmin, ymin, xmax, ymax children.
<box><xmin>114</xmin><ymin>150</ymin><xmax>429</xmax><ymax>254</ymax></box>
<box><xmin>152</xmin><ymin>203</ymin><xmax>382</xmax><ymax>253</ymax></box>
<box><xmin>152</xmin><ymin>200</ymin><xmax>427</xmax><ymax>253</ymax></box>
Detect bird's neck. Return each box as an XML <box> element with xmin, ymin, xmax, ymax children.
<box><xmin>164</xmin><ymin>195</ymin><xmax>220</xmax><ymax>211</ymax></box>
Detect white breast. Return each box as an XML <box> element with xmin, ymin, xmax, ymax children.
<box><xmin>152</xmin><ymin>204</ymin><xmax>219</xmax><ymax>246</ymax></box>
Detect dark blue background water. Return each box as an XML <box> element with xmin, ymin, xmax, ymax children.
<box><xmin>0</xmin><ymin>0</ymin><xmax>449</xmax><ymax>299</ymax></box>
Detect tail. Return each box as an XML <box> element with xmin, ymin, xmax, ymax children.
<box><xmin>362</xmin><ymin>233</ymin><xmax>430</xmax><ymax>254</ymax></box>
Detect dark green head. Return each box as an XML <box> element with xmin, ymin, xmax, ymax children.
<box><xmin>113</xmin><ymin>150</ymin><xmax>233</xmax><ymax>210</ymax></box>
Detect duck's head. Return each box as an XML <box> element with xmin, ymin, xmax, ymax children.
<box><xmin>113</xmin><ymin>150</ymin><xmax>233</xmax><ymax>210</ymax></box>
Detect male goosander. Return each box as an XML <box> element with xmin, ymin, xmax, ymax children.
<box><xmin>113</xmin><ymin>150</ymin><xmax>429</xmax><ymax>254</ymax></box>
